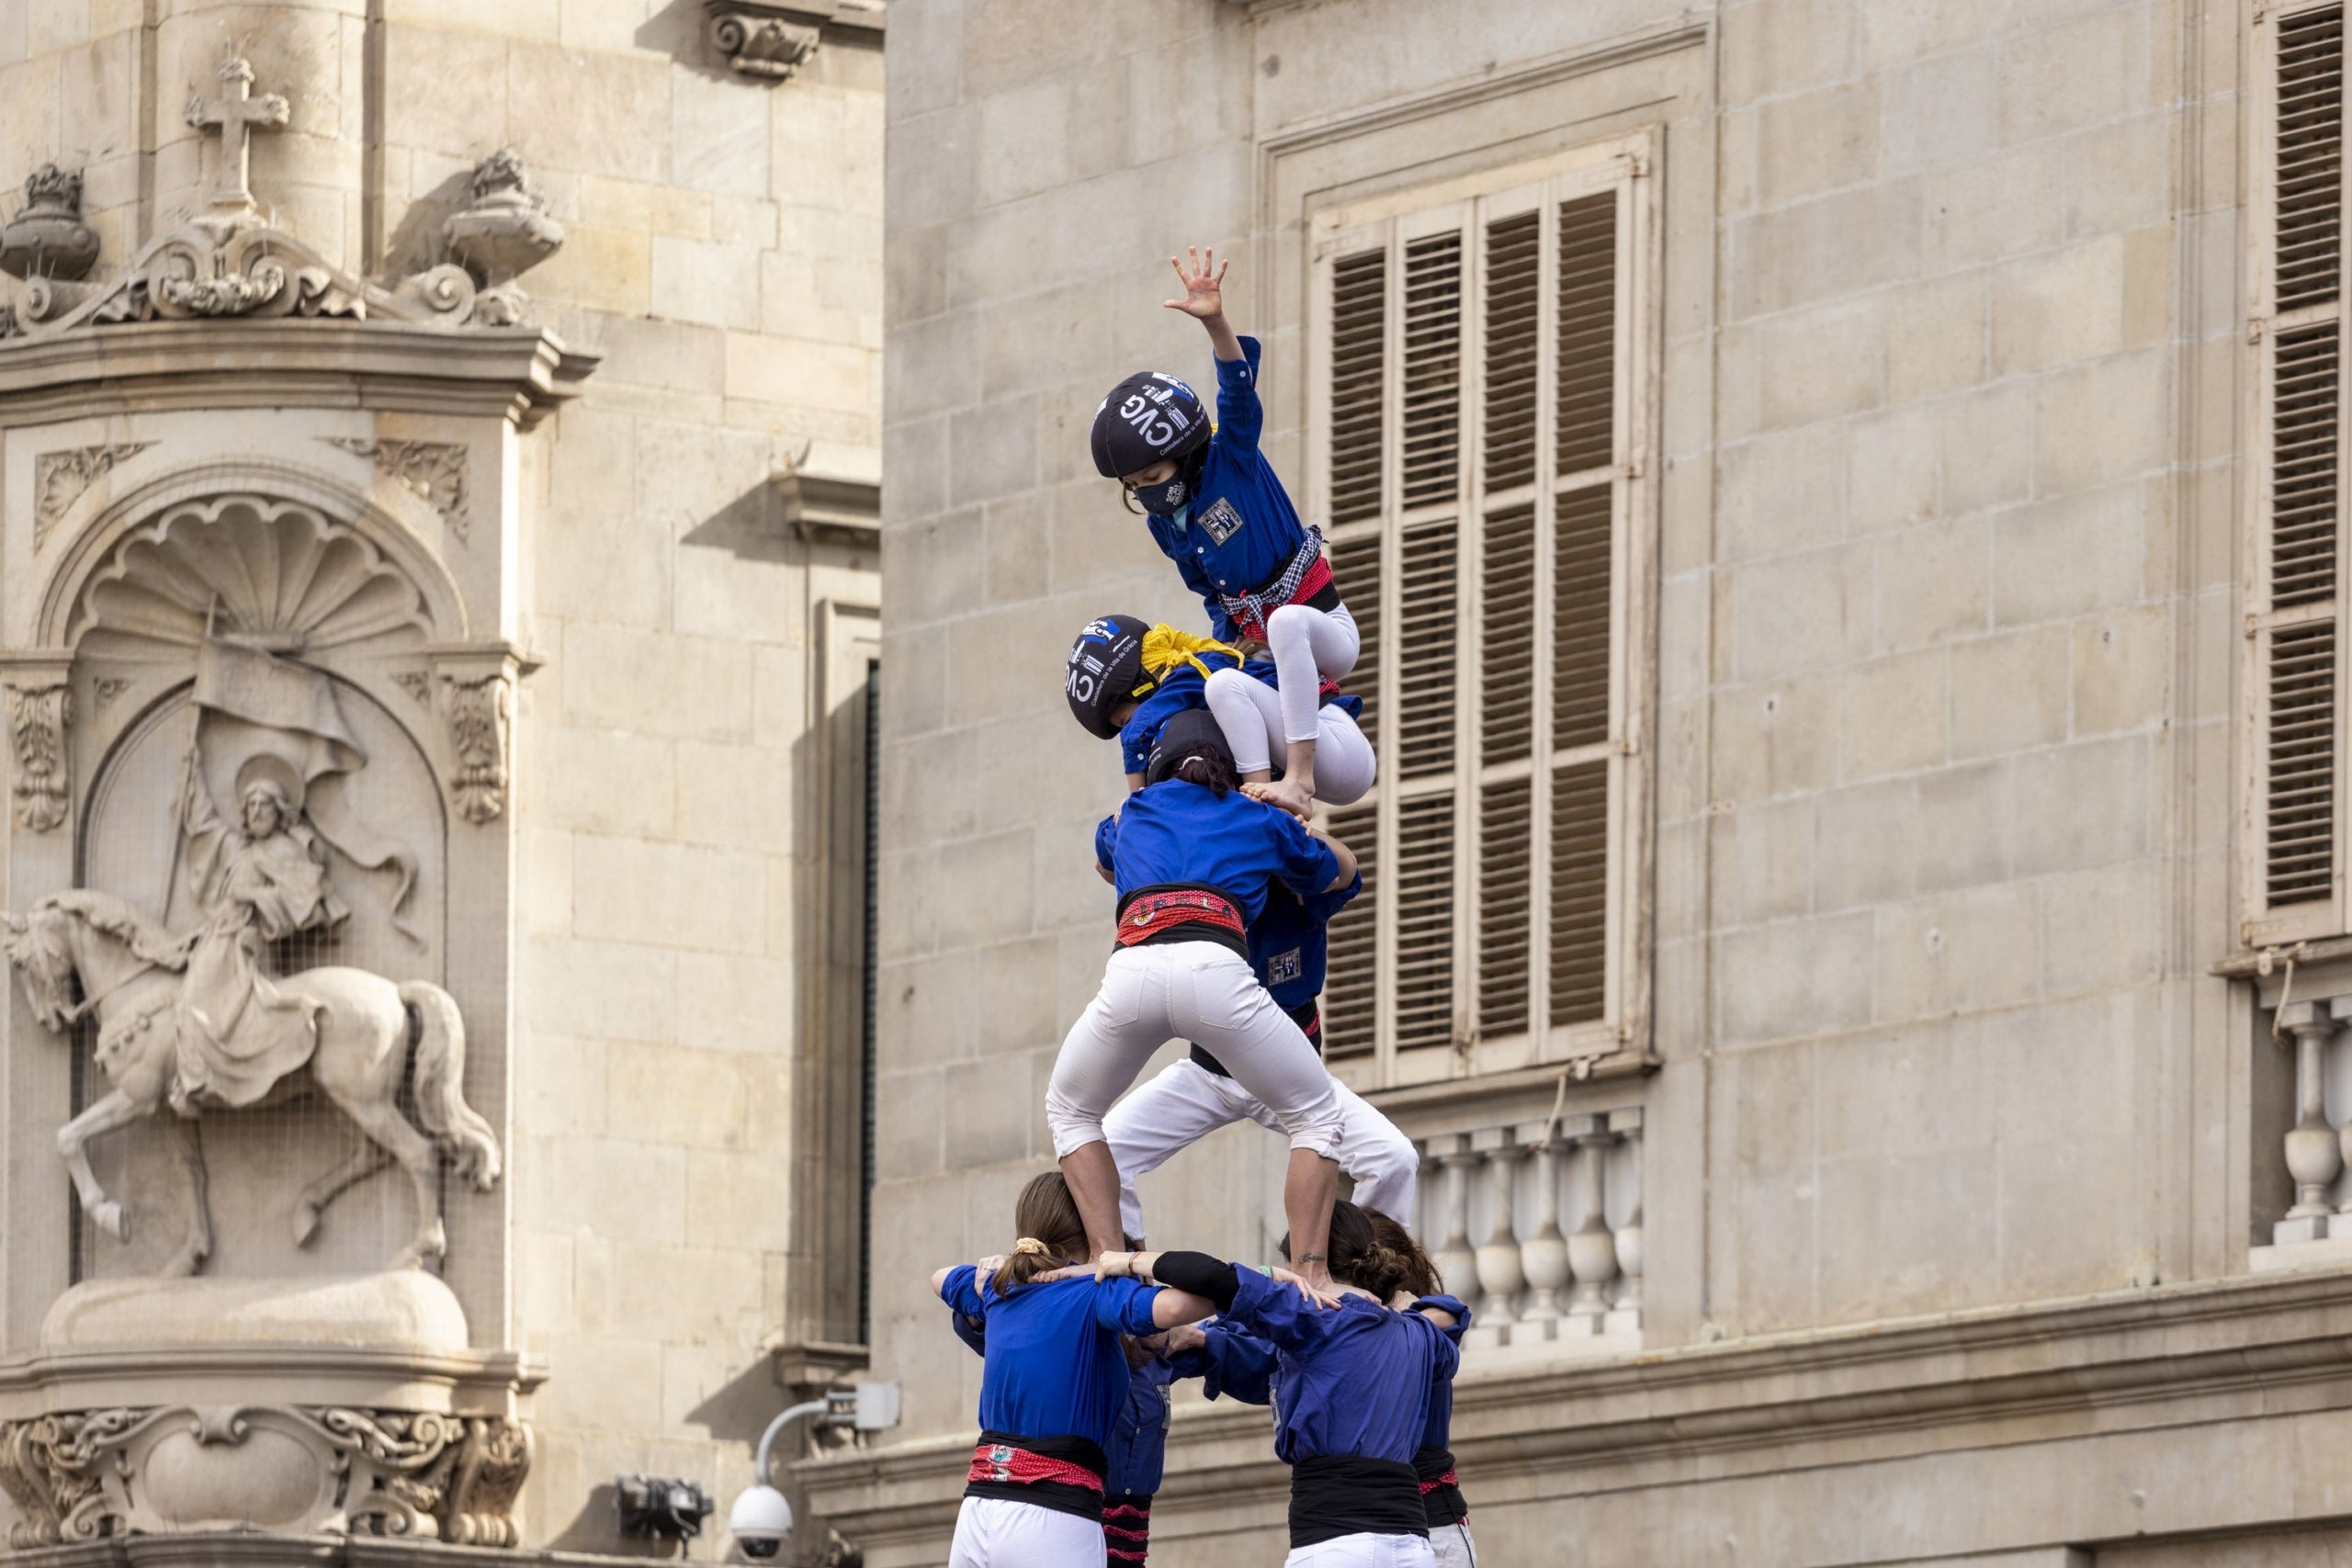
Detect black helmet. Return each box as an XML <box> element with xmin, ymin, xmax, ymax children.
<box><xmin>1066</xmin><ymin>615</ymin><xmax>1150</xmax><ymax>739</ymax></box>
<box><xmin>1091</xmin><ymin>371</ymin><xmax>1211</xmax><ymax>479</ymax></box>
<box><xmin>1147</xmin><ymin>709</ymin><xmax>1234</xmax><ymax>785</ymax></box>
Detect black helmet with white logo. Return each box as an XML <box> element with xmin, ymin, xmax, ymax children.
<box><xmin>1091</xmin><ymin>371</ymin><xmax>1212</xmax><ymax>479</ymax></box>
<box><xmin>1066</xmin><ymin>615</ymin><xmax>1150</xmax><ymax>739</ymax></box>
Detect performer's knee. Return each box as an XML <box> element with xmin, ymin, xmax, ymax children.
<box><xmin>1045</xmin><ymin>1086</ymin><xmax>1103</xmax><ymax>1160</ymax></box>
<box><xmin>1265</xmin><ymin>602</ymin><xmax>1312</xmax><ymax>652</ymax></box>
<box><xmin>1275</xmin><ymin>1092</ymin><xmax>1348</xmax><ymax>1161</ymax></box>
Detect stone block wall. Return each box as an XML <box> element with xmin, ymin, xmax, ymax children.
<box><xmin>876</xmin><ymin>0</ymin><xmax>2243</xmax><ymax>1461</ymax></box>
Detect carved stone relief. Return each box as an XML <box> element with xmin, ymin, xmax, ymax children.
<box><xmin>439</xmin><ymin>673</ymin><xmax>511</xmax><ymax>825</ymax></box>
<box><xmin>707</xmin><ymin>0</ymin><xmax>826</xmax><ymax>79</ymax></box>
<box><xmin>324</xmin><ymin>438</ymin><xmax>470</xmax><ymax>542</ymax></box>
<box><xmin>0</xmin><ymin>1406</ymin><xmax>532</xmax><ymax>1546</ymax></box>
<box><xmin>33</xmin><ymin>444</ymin><xmax>156</xmax><ymax>551</ymax></box>
<box><xmin>3</xmin><ymin>683</ymin><xmax>69</xmax><ymax>832</ymax></box>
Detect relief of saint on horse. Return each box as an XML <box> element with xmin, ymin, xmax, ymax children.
<box><xmin>0</xmin><ymin>747</ymin><xmax>500</xmax><ymax>1278</ymax></box>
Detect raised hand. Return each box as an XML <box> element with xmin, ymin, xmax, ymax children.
<box><xmin>1162</xmin><ymin>246</ymin><xmax>1228</xmax><ymax>321</ymax></box>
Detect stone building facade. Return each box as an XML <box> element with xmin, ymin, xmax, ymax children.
<box><xmin>812</xmin><ymin>0</ymin><xmax>2352</xmax><ymax>1563</ymax></box>
<box><xmin>0</xmin><ymin>0</ymin><xmax>881</xmax><ymax>1561</ymax></box>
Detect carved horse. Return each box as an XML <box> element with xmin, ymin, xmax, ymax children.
<box><xmin>0</xmin><ymin>889</ymin><xmax>500</xmax><ymax>1275</ymax></box>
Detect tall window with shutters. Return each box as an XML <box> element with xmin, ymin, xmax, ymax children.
<box><xmin>2248</xmin><ymin>3</ymin><xmax>2351</xmax><ymax>949</ymax></box>
<box><xmin>1306</xmin><ymin>140</ymin><xmax>1656</xmax><ymax>1085</ymax></box>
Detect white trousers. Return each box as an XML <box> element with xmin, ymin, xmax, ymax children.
<box><xmin>947</xmin><ymin>1495</ymin><xmax>1104</xmax><ymax>1567</ymax></box>
<box><xmin>1046</xmin><ymin>943</ymin><xmax>1347</xmax><ymax>1162</ymax></box>
<box><xmin>1430</xmin><ymin>1521</ymin><xmax>1477</xmax><ymax>1568</ymax></box>
<box><xmin>1104</xmin><ymin>1057</ymin><xmax>1419</xmax><ymax>1243</ymax></box>
<box><xmin>1265</xmin><ymin>601</ymin><xmax>1362</xmax><ymax>746</ymax></box>
<box><xmin>1283</xmin><ymin>1534</ymin><xmax>1438</xmax><ymax>1568</ymax></box>
<box><xmin>1203</xmin><ymin>667</ymin><xmax>1376</xmax><ymax>806</ymax></box>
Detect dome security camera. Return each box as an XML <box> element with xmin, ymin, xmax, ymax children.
<box><xmin>727</xmin><ymin>1483</ymin><xmax>794</xmax><ymax>1561</ymax></box>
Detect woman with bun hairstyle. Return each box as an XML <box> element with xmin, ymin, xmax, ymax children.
<box><xmin>1046</xmin><ymin>711</ymin><xmax>1359</xmax><ymax>1292</ymax></box>
<box><xmin>1366</xmin><ymin>1213</ymin><xmax>1478</xmax><ymax>1568</ymax></box>
<box><xmin>1095</xmin><ymin>1202</ymin><xmax>1462</xmax><ymax>1567</ymax></box>
<box><xmin>932</xmin><ymin>1173</ymin><xmax>1219</xmax><ymax>1568</ymax></box>
<box><xmin>1065</xmin><ymin>614</ymin><xmax>1376</xmax><ymax>810</ymax></box>
<box><xmin>1088</xmin><ymin>247</ymin><xmax>1359</xmax><ymax>818</ymax></box>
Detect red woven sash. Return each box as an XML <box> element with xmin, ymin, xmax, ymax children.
<box><xmin>966</xmin><ymin>1441</ymin><xmax>1103</xmax><ymax>1495</ymax></box>
<box><xmin>1116</xmin><ymin>889</ymin><xmax>1245</xmax><ymax>946</ymax></box>
<box><xmin>1225</xmin><ymin>546</ymin><xmax>1336</xmax><ymax>642</ymax></box>
<box><xmin>1417</xmin><ymin>1470</ymin><xmax>1460</xmax><ymax>1495</ymax></box>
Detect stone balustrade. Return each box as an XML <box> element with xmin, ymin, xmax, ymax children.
<box><xmin>2253</xmin><ymin>995</ymin><xmax>2352</xmax><ymax>1271</ymax></box>
<box><xmin>1412</xmin><ymin>1107</ymin><xmax>1642</xmax><ymax>1354</ymax></box>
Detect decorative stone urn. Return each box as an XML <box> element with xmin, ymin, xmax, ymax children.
<box><xmin>0</xmin><ymin>166</ymin><xmax>100</xmax><ymax>283</ymax></box>
<box><xmin>444</xmin><ymin>152</ymin><xmax>561</xmax><ymax>287</ymax></box>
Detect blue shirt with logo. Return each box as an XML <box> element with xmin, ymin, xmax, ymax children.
<box><xmin>946</xmin><ymin>1297</ymin><xmax>1184</xmax><ymax>1497</ymax></box>
<box><xmin>1142</xmin><ymin>338</ymin><xmax>1314</xmax><ymax>641</ymax></box>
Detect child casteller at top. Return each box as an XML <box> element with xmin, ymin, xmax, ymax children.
<box><xmin>1089</xmin><ymin>246</ymin><xmax>1360</xmax><ymax>820</ymax></box>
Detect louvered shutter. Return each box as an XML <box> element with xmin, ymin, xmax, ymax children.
<box><xmin>1308</xmin><ymin>141</ymin><xmax>1653</xmax><ymax>1079</ymax></box>
<box><xmin>2250</xmin><ymin>1</ymin><xmax>2349</xmax><ymax>945</ymax></box>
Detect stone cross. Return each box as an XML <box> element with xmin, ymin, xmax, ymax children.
<box><xmin>184</xmin><ymin>56</ymin><xmax>288</xmax><ymax>213</ymax></box>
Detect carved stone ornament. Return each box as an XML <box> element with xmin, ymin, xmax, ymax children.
<box><xmin>0</xmin><ymin>1406</ymin><xmax>532</xmax><ymax>1547</ymax></box>
<box><xmin>440</xmin><ymin>673</ymin><xmax>511</xmax><ymax>825</ymax></box>
<box><xmin>707</xmin><ymin>0</ymin><xmax>827</xmax><ymax>80</ymax></box>
<box><xmin>0</xmin><ymin>60</ymin><xmax>547</xmax><ymax>341</ymax></box>
<box><xmin>33</xmin><ymin>443</ymin><xmax>156</xmax><ymax>551</ymax></box>
<box><xmin>445</xmin><ymin>150</ymin><xmax>564</xmax><ymax>292</ymax></box>
<box><xmin>3</xmin><ymin>682</ymin><xmax>69</xmax><ymax>833</ymax></box>
<box><xmin>325</xmin><ymin>438</ymin><xmax>470</xmax><ymax>542</ymax></box>
<box><xmin>0</xmin><ymin>164</ymin><xmax>100</xmax><ymax>282</ymax></box>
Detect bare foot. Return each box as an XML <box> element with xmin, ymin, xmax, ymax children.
<box><xmin>1246</xmin><ymin>777</ymin><xmax>1315</xmax><ymax>819</ymax></box>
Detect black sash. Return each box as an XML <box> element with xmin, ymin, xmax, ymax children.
<box><xmin>1414</xmin><ymin>1445</ymin><xmax>1468</xmax><ymax>1528</ymax></box>
<box><xmin>1288</xmin><ymin>1455</ymin><xmax>1428</xmax><ymax>1549</ymax></box>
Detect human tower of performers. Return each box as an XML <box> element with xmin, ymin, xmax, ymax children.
<box><xmin>931</xmin><ymin>250</ymin><xmax>1477</xmax><ymax>1568</ymax></box>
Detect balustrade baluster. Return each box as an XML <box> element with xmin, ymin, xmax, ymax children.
<box><xmin>1514</xmin><ymin>1118</ymin><xmax>1567</xmax><ymax>1333</ymax></box>
<box><xmin>1605</xmin><ymin>1107</ymin><xmax>1644</xmax><ymax>1336</ymax></box>
<box><xmin>2280</xmin><ymin>1000</ymin><xmax>2341</xmax><ymax>1246</ymax></box>
<box><xmin>1423</xmin><ymin>1134</ymin><xmax>1481</xmax><ymax>1314</ymax></box>
<box><xmin>1470</xmin><ymin>1127</ymin><xmax>1522</xmax><ymax>1346</ymax></box>
<box><xmin>1563</xmin><ymin>1115</ymin><xmax>1617</xmax><ymax>1337</ymax></box>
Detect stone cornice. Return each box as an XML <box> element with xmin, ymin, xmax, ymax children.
<box><xmin>800</xmin><ymin>1265</ymin><xmax>2352</xmax><ymax>1549</ymax></box>
<box><xmin>0</xmin><ymin>320</ymin><xmax>598</xmax><ymax>431</ymax></box>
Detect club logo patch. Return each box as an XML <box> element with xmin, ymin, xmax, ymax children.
<box><xmin>1196</xmin><ymin>497</ymin><xmax>1245</xmax><ymax>545</ymax></box>
<box><xmin>1268</xmin><ymin>947</ymin><xmax>1302</xmax><ymax>984</ymax></box>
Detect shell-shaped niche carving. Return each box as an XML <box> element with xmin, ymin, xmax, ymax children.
<box><xmin>67</xmin><ymin>495</ymin><xmax>434</xmax><ymax>662</ymax></box>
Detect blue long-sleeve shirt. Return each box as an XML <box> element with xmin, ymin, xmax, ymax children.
<box><xmin>947</xmin><ymin>1300</ymin><xmax>1184</xmax><ymax>1497</ymax></box>
<box><xmin>1215</xmin><ymin>1269</ymin><xmax>1455</xmax><ymax>1467</ymax></box>
<box><xmin>1096</xmin><ymin>813</ymin><xmax>1361</xmax><ymax>1013</ymax></box>
<box><xmin>1142</xmin><ymin>338</ymin><xmax>1313</xmax><ymax>640</ymax></box>
<box><xmin>938</xmin><ymin>1265</ymin><xmax>1167</xmax><ymax>1452</ymax></box>
<box><xmin>1168</xmin><ymin>1321</ymin><xmax>1279</xmax><ymax>1407</ymax></box>
<box><xmin>1109</xmin><ymin>780</ymin><xmax>1340</xmax><ymax>923</ymax></box>
<box><xmin>1412</xmin><ymin>1294</ymin><xmax>1473</xmax><ymax>1450</ymax></box>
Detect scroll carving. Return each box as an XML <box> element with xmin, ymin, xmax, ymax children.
<box><xmin>707</xmin><ymin>0</ymin><xmax>825</xmax><ymax>79</ymax></box>
<box><xmin>325</xmin><ymin>438</ymin><xmax>470</xmax><ymax>542</ymax></box>
<box><xmin>0</xmin><ymin>1406</ymin><xmax>533</xmax><ymax>1546</ymax></box>
<box><xmin>440</xmin><ymin>674</ymin><xmax>511</xmax><ymax>825</ymax></box>
<box><xmin>4</xmin><ymin>683</ymin><xmax>70</xmax><ymax>832</ymax></box>
<box><xmin>34</xmin><ymin>445</ymin><xmax>156</xmax><ymax>551</ymax></box>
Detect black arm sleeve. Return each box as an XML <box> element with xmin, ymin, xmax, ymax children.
<box><xmin>1152</xmin><ymin>1250</ymin><xmax>1240</xmax><ymax>1313</ymax></box>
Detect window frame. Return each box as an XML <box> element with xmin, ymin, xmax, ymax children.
<box><xmin>2244</xmin><ymin>0</ymin><xmax>2352</xmax><ymax>952</ymax></box>
<box><xmin>1305</xmin><ymin>131</ymin><xmax>1661</xmax><ymax>1090</ymax></box>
